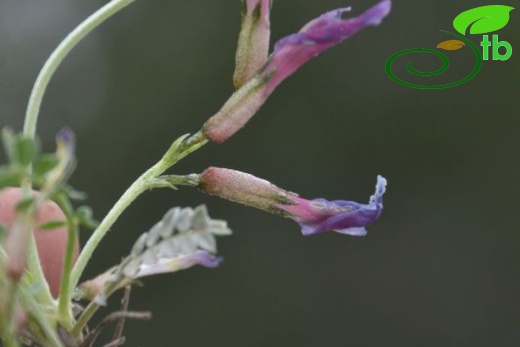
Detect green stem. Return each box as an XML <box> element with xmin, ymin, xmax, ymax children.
<box><xmin>55</xmin><ymin>199</ymin><xmax>78</xmax><ymax>330</ymax></box>
<box><xmin>71</xmin><ymin>280</ymin><xmax>121</xmax><ymax>336</ymax></box>
<box><xmin>0</xmin><ymin>331</ymin><xmax>21</xmax><ymax>347</ymax></box>
<box><xmin>18</xmin><ymin>285</ymin><xmax>64</xmax><ymax>347</ymax></box>
<box><xmin>26</xmin><ymin>236</ymin><xmax>56</xmax><ymax>307</ymax></box>
<box><xmin>18</xmin><ymin>0</ymin><xmax>137</xmax><ymax>337</ymax></box>
<box><xmin>69</xmin><ymin>133</ymin><xmax>207</xmax><ymax>294</ymax></box>
<box><xmin>23</xmin><ymin>0</ymin><xmax>136</xmax><ymax>138</ymax></box>
<box><xmin>69</xmin><ymin>170</ymin><xmax>151</xmax><ymax>297</ymax></box>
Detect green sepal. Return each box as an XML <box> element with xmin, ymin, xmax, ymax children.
<box><xmin>14</xmin><ymin>136</ymin><xmax>38</xmax><ymax>167</ymax></box>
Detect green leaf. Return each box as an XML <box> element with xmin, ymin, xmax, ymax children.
<box><xmin>453</xmin><ymin>5</ymin><xmax>514</xmax><ymax>35</ymax></box>
<box><xmin>34</xmin><ymin>154</ymin><xmax>60</xmax><ymax>177</ymax></box>
<box><xmin>38</xmin><ymin>220</ymin><xmax>67</xmax><ymax>231</ymax></box>
<box><xmin>75</xmin><ymin>206</ymin><xmax>99</xmax><ymax>230</ymax></box>
<box><xmin>15</xmin><ymin>197</ymin><xmax>35</xmax><ymax>213</ymax></box>
<box><xmin>61</xmin><ymin>185</ymin><xmax>87</xmax><ymax>201</ymax></box>
<box><xmin>0</xmin><ymin>169</ymin><xmax>22</xmax><ymax>189</ymax></box>
<box><xmin>14</xmin><ymin>137</ymin><xmax>38</xmax><ymax>166</ymax></box>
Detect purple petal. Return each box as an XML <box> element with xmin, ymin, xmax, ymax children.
<box><xmin>56</xmin><ymin>127</ymin><xmax>76</xmax><ymax>155</ymax></box>
<box><xmin>187</xmin><ymin>250</ymin><xmax>222</xmax><ymax>268</ymax></box>
<box><xmin>134</xmin><ymin>250</ymin><xmax>222</xmax><ymax>278</ymax></box>
<box><xmin>281</xmin><ymin>175</ymin><xmax>387</xmax><ymax>236</ymax></box>
<box><xmin>262</xmin><ymin>0</ymin><xmax>391</xmax><ymax>94</ymax></box>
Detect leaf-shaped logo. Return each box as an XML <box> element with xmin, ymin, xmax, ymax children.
<box><xmin>437</xmin><ymin>40</ymin><xmax>465</xmax><ymax>51</ymax></box>
<box><xmin>453</xmin><ymin>5</ymin><xmax>514</xmax><ymax>35</ymax></box>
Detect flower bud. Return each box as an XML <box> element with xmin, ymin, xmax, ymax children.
<box><xmin>199</xmin><ymin>167</ymin><xmax>294</xmax><ymax>215</ymax></box>
<box><xmin>233</xmin><ymin>0</ymin><xmax>272</xmax><ymax>89</ymax></box>
<box><xmin>202</xmin><ymin>76</ymin><xmax>268</xmax><ymax>144</ymax></box>
<box><xmin>45</xmin><ymin>127</ymin><xmax>76</xmax><ymax>189</ymax></box>
<box><xmin>4</xmin><ymin>219</ymin><xmax>31</xmax><ymax>281</ymax></box>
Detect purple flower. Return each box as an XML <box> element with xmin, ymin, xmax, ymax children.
<box><xmin>133</xmin><ymin>250</ymin><xmax>222</xmax><ymax>279</ymax></box>
<box><xmin>203</xmin><ymin>0</ymin><xmax>392</xmax><ymax>143</ymax></box>
<box><xmin>263</xmin><ymin>0</ymin><xmax>391</xmax><ymax>94</ymax></box>
<box><xmin>45</xmin><ymin>127</ymin><xmax>76</xmax><ymax>188</ymax></box>
<box><xmin>279</xmin><ymin>175</ymin><xmax>387</xmax><ymax>236</ymax></box>
<box><xmin>198</xmin><ymin>167</ymin><xmax>387</xmax><ymax>236</ymax></box>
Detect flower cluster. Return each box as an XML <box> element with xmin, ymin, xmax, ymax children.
<box><xmin>203</xmin><ymin>0</ymin><xmax>392</xmax><ymax>143</ymax></box>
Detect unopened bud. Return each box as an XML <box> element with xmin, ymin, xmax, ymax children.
<box><xmin>4</xmin><ymin>219</ymin><xmax>32</xmax><ymax>280</ymax></box>
<box><xmin>199</xmin><ymin>167</ymin><xmax>295</xmax><ymax>215</ymax></box>
<box><xmin>233</xmin><ymin>0</ymin><xmax>272</xmax><ymax>88</ymax></box>
<box><xmin>202</xmin><ymin>76</ymin><xmax>269</xmax><ymax>144</ymax></box>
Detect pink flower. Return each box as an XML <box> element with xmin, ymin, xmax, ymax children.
<box><xmin>198</xmin><ymin>167</ymin><xmax>387</xmax><ymax>236</ymax></box>
<box><xmin>203</xmin><ymin>0</ymin><xmax>392</xmax><ymax>143</ymax></box>
<box><xmin>263</xmin><ymin>0</ymin><xmax>391</xmax><ymax>94</ymax></box>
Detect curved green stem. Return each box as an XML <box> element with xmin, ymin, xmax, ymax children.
<box><xmin>16</xmin><ymin>0</ymin><xmax>136</xmax><ymax>337</ymax></box>
<box><xmin>71</xmin><ymin>279</ymin><xmax>122</xmax><ymax>336</ymax></box>
<box><xmin>55</xmin><ymin>198</ymin><xmax>78</xmax><ymax>330</ymax></box>
<box><xmin>23</xmin><ymin>0</ymin><xmax>136</xmax><ymax>138</ymax></box>
<box><xmin>18</xmin><ymin>285</ymin><xmax>64</xmax><ymax>347</ymax></box>
<box><xmin>26</xmin><ymin>236</ymin><xmax>56</xmax><ymax>307</ymax></box>
<box><xmin>69</xmin><ymin>133</ymin><xmax>207</xmax><ymax>294</ymax></box>
<box><xmin>69</xmin><ymin>170</ymin><xmax>152</xmax><ymax>293</ymax></box>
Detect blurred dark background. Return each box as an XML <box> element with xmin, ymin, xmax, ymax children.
<box><xmin>1</xmin><ymin>0</ymin><xmax>520</xmax><ymax>346</ymax></box>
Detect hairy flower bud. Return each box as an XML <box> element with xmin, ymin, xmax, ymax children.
<box><xmin>233</xmin><ymin>0</ymin><xmax>271</xmax><ymax>89</ymax></box>
<box><xmin>199</xmin><ymin>167</ymin><xmax>294</xmax><ymax>215</ymax></box>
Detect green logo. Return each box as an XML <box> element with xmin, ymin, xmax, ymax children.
<box><xmin>386</xmin><ymin>5</ymin><xmax>514</xmax><ymax>89</ymax></box>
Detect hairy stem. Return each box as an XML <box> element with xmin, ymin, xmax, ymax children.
<box><xmin>55</xmin><ymin>199</ymin><xmax>79</xmax><ymax>330</ymax></box>
<box><xmin>16</xmin><ymin>1</ymin><xmax>137</xmax><ymax>339</ymax></box>
<box><xmin>18</xmin><ymin>285</ymin><xmax>64</xmax><ymax>347</ymax></box>
<box><xmin>69</xmin><ymin>133</ymin><xmax>207</xmax><ymax>294</ymax></box>
<box><xmin>71</xmin><ymin>280</ymin><xmax>120</xmax><ymax>336</ymax></box>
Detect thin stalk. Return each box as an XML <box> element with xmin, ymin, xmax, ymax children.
<box><xmin>16</xmin><ymin>1</ymin><xmax>137</xmax><ymax>340</ymax></box>
<box><xmin>69</xmin><ymin>133</ymin><xmax>206</xmax><ymax>293</ymax></box>
<box><xmin>26</xmin><ymin>236</ymin><xmax>56</xmax><ymax>307</ymax></box>
<box><xmin>0</xmin><ymin>332</ymin><xmax>21</xmax><ymax>347</ymax></box>
<box><xmin>23</xmin><ymin>0</ymin><xmax>136</xmax><ymax>138</ymax></box>
<box><xmin>71</xmin><ymin>281</ymin><xmax>120</xmax><ymax>336</ymax></box>
<box><xmin>55</xmin><ymin>198</ymin><xmax>79</xmax><ymax>330</ymax></box>
<box><xmin>68</xmin><ymin>168</ymin><xmax>153</xmax><ymax>295</ymax></box>
<box><xmin>18</xmin><ymin>285</ymin><xmax>64</xmax><ymax>347</ymax></box>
